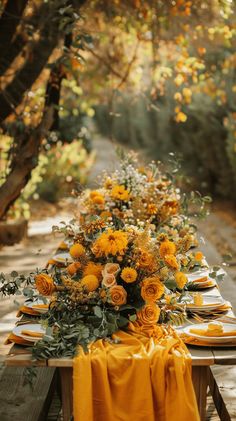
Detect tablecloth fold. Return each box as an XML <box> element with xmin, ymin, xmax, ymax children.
<box><xmin>73</xmin><ymin>324</ymin><xmax>200</xmax><ymax>421</ymax></box>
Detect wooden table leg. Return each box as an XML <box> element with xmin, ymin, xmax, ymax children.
<box><xmin>192</xmin><ymin>366</ymin><xmax>209</xmax><ymax>421</ymax></box>
<box><xmin>58</xmin><ymin>367</ymin><xmax>73</xmax><ymax>421</ymax></box>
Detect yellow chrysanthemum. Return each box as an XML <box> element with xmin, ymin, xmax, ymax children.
<box><xmin>83</xmin><ymin>262</ymin><xmax>103</xmax><ymax>280</ymax></box>
<box><xmin>90</xmin><ymin>190</ymin><xmax>105</xmax><ymax>205</ymax></box>
<box><xmin>159</xmin><ymin>240</ymin><xmax>176</xmax><ymax>258</ymax></box>
<box><xmin>69</xmin><ymin>243</ymin><xmax>85</xmax><ymax>259</ymax></box>
<box><xmin>92</xmin><ymin>229</ymin><xmax>128</xmax><ymax>257</ymax></box>
<box><xmin>164</xmin><ymin>254</ymin><xmax>179</xmax><ymax>270</ymax></box>
<box><xmin>175</xmin><ymin>272</ymin><xmax>188</xmax><ymax>289</ymax></box>
<box><xmin>81</xmin><ymin>275</ymin><xmax>100</xmax><ymax>292</ymax></box>
<box><xmin>147</xmin><ymin>203</ymin><xmax>158</xmax><ymax>215</ymax></box>
<box><xmin>121</xmin><ymin>267</ymin><xmax>138</xmax><ymax>283</ymax></box>
<box><xmin>111</xmin><ymin>185</ymin><xmax>130</xmax><ymax>201</ymax></box>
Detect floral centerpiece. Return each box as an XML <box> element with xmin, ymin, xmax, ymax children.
<box><xmin>0</xmin><ymin>152</ymin><xmax>213</xmax><ymax>359</ymax></box>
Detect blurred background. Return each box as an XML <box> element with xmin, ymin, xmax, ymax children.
<box><xmin>0</xmin><ymin>1</ymin><xmax>236</xmax><ymax>418</ymax></box>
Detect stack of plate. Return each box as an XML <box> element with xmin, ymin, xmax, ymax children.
<box><xmin>186</xmin><ymin>296</ymin><xmax>226</xmax><ymax>314</ymax></box>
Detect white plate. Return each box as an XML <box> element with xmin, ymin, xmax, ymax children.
<box><xmin>52</xmin><ymin>252</ymin><xmax>72</xmax><ymax>263</ymax></box>
<box><xmin>13</xmin><ymin>323</ymin><xmax>46</xmax><ymax>343</ymax></box>
<box><xmin>186</xmin><ymin>295</ymin><xmax>225</xmax><ymax>311</ymax></box>
<box><xmin>24</xmin><ymin>298</ymin><xmax>49</xmax><ymax>314</ymax></box>
<box><xmin>183</xmin><ymin>323</ymin><xmax>236</xmax><ymax>343</ymax></box>
<box><xmin>187</xmin><ymin>268</ymin><xmax>210</xmax><ymax>283</ymax></box>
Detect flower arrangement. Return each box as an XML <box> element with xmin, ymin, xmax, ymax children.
<box><xmin>0</xmin><ymin>152</ymin><xmax>213</xmax><ymax>359</ymax></box>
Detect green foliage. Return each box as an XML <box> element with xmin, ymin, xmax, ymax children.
<box><xmin>37</xmin><ymin>140</ymin><xmax>95</xmax><ymax>203</ymax></box>
<box><xmin>95</xmin><ymin>80</ymin><xmax>236</xmax><ymax>201</ymax></box>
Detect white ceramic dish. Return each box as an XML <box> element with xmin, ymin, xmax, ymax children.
<box><xmin>13</xmin><ymin>323</ymin><xmax>46</xmax><ymax>343</ymax></box>
<box><xmin>52</xmin><ymin>252</ymin><xmax>72</xmax><ymax>263</ymax></box>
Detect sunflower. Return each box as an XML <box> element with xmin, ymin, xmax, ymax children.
<box><xmin>111</xmin><ymin>185</ymin><xmax>130</xmax><ymax>201</ymax></box>
<box><xmin>121</xmin><ymin>267</ymin><xmax>138</xmax><ymax>283</ymax></box>
<box><xmin>147</xmin><ymin>203</ymin><xmax>158</xmax><ymax>215</ymax></box>
<box><xmin>92</xmin><ymin>229</ymin><xmax>128</xmax><ymax>257</ymax></box>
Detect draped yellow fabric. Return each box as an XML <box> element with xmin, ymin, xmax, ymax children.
<box><xmin>73</xmin><ymin>325</ymin><xmax>200</xmax><ymax>421</ymax></box>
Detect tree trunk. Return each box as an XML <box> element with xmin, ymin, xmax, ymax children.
<box><xmin>0</xmin><ymin>106</ymin><xmax>54</xmax><ymax>220</ymax></box>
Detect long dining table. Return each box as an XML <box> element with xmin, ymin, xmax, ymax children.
<box><xmin>4</xmin><ymin>280</ymin><xmax>236</xmax><ymax>421</ymax></box>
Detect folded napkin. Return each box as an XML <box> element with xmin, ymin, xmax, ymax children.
<box><xmin>189</xmin><ymin>328</ymin><xmax>236</xmax><ymax>337</ymax></box>
<box><xmin>4</xmin><ymin>333</ymin><xmax>33</xmax><ymax>346</ymax></box>
<box><xmin>16</xmin><ymin>306</ymin><xmax>41</xmax><ymax>317</ymax></box>
<box><xmin>21</xmin><ymin>329</ymin><xmax>44</xmax><ymax>338</ymax></box>
<box><xmin>57</xmin><ymin>241</ymin><xmax>69</xmax><ymax>250</ymax></box>
<box><xmin>31</xmin><ymin>304</ymin><xmax>49</xmax><ymax>310</ymax></box>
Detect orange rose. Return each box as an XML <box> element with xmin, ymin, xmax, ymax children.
<box><xmin>81</xmin><ymin>275</ymin><xmax>99</xmax><ymax>292</ymax></box>
<box><xmin>141</xmin><ymin>277</ymin><xmax>164</xmax><ymax>302</ymax></box>
<box><xmin>137</xmin><ymin>304</ymin><xmax>161</xmax><ymax>325</ymax></box>
<box><xmin>35</xmin><ymin>273</ymin><xmax>55</xmax><ymax>296</ymax></box>
<box><xmin>102</xmin><ymin>274</ymin><xmax>117</xmax><ymax>288</ymax></box>
<box><xmin>102</xmin><ymin>263</ymin><xmax>120</xmax><ymax>276</ymax></box>
<box><xmin>109</xmin><ymin>285</ymin><xmax>127</xmax><ymax>306</ymax></box>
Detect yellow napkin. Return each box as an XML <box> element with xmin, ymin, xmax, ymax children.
<box><xmin>4</xmin><ymin>333</ymin><xmax>33</xmax><ymax>346</ymax></box>
<box><xmin>58</xmin><ymin>241</ymin><xmax>69</xmax><ymax>250</ymax></box>
<box><xmin>73</xmin><ymin>324</ymin><xmax>200</xmax><ymax>421</ymax></box>
<box><xmin>16</xmin><ymin>306</ymin><xmax>41</xmax><ymax>317</ymax></box>
<box><xmin>20</xmin><ymin>329</ymin><xmax>44</xmax><ymax>338</ymax></box>
<box><xmin>189</xmin><ymin>328</ymin><xmax>236</xmax><ymax>337</ymax></box>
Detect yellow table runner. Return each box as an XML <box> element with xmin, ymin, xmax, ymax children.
<box><xmin>73</xmin><ymin>324</ymin><xmax>200</xmax><ymax>421</ymax></box>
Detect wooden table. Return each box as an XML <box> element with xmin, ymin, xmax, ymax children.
<box><xmin>4</xmin><ymin>284</ymin><xmax>236</xmax><ymax>421</ymax></box>
<box><xmin>4</xmin><ymin>338</ymin><xmax>236</xmax><ymax>421</ymax></box>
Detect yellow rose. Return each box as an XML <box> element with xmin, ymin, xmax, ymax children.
<box><xmin>69</xmin><ymin>243</ymin><xmax>85</xmax><ymax>259</ymax></box>
<box><xmin>164</xmin><ymin>254</ymin><xmax>179</xmax><ymax>270</ymax></box>
<box><xmin>67</xmin><ymin>262</ymin><xmax>81</xmax><ymax>276</ymax></box>
<box><xmin>35</xmin><ymin>273</ymin><xmax>55</xmax><ymax>296</ymax></box>
<box><xmin>175</xmin><ymin>272</ymin><xmax>188</xmax><ymax>289</ymax></box>
<box><xmin>137</xmin><ymin>304</ymin><xmax>161</xmax><ymax>325</ymax></box>
<box><xmin>81</xmin><ymin>275</ymin><xmax>100</xmax><ymax>292</ymax></box>
<box><xmin>121</xmin><ymin>267</ymin><xmax>137</xmax><ymax>283</ymax></box>
<box><xmin>102</xmin><ymin>274</ymin><xmax>117</xmax><ymax>288</ymax></box>
<box><xmin>109</xmin><ymin>285</ymin><xmax>127</xmax><ymax>306</ymax></box>
<box><xmin>141</xmin><ymin>277</ymin><xmax>164</xmax><ymax>302</ymax></box>
<box><xmin>159</xmin><ymin>240</ymin><xmax>176</xmax><ymax>258</ymax></box>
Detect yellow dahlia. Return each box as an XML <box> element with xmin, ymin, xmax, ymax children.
<box><xmin>111</xmin><ymin>185</ymin><xmax>130</xmax><ymax>201</ymax></box>
<box><xmin>159</xmin><ymin>240</ymin><xmax>176</xmax><ymax>258</ymax></box>
<box><xmin>121</xmin><ymin>267</ymin><xmax>138</xmax><ymax>283</ymax></box>
<box><xmin>92</xmin><ymin>229</ymin><xmax>128</xmax><ymax>257</ymax></box>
